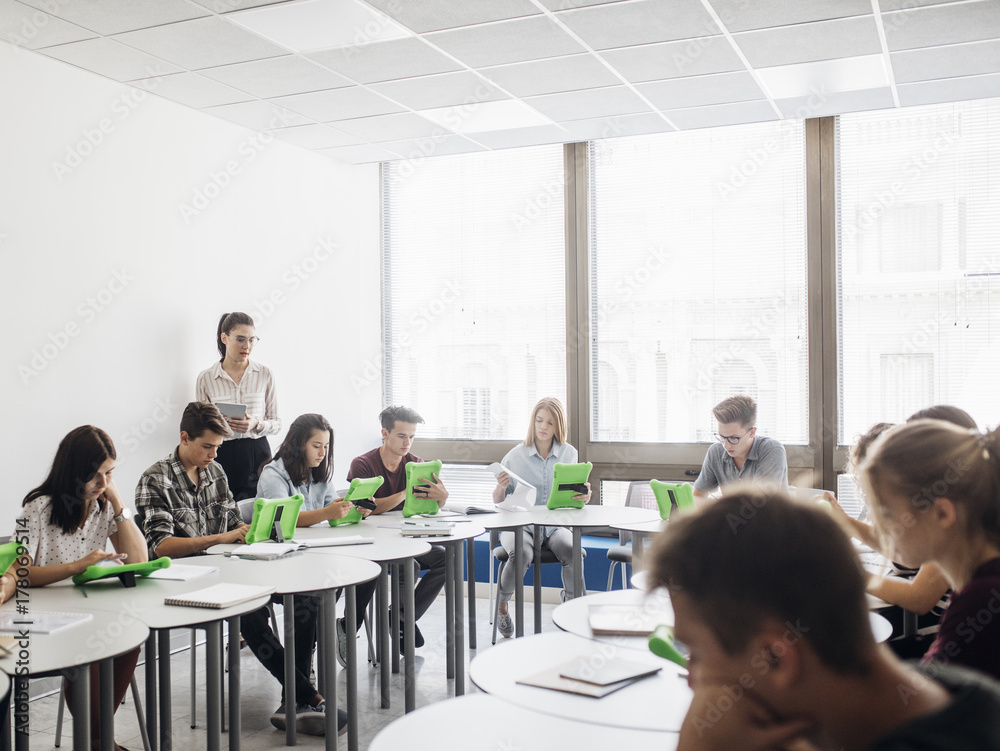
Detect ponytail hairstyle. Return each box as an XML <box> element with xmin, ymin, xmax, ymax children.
<box><xmin>23</xmin><ymin>426</ymin><xmax>117</xmax><ymax>535</ymax></box>
<box><xmin>860</xmin><ymin>420</ymin><xmax>1000</xmax><ymax>551</ymax></box>
<box><xmin>216</xmin><ymin>312</ymin><xmax>255</xmax><ymax>361</ymax></box>
<box><xmin>272</xmin><ymin>414</ymin><xmax>334</xmax><ymax>486</ymax></box>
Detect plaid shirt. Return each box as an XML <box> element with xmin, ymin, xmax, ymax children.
<box><xmin>135</xmin><ymin>448</ymin><xmax>242</xmax><ymax>557</ymax></box>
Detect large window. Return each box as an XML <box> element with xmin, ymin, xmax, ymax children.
<box><xmin>837</xmin><ymin>100</ymin><xmax>1000</xmax><ymax>442</ymax></box>
<box><xmin>381</xmin><ymin>146</ymin><xmax>566</xmax><ymax>440</ymax></box>
<box><xmin>587</xmin><ymin>123</ymin><xmax>809</xmax><ymax>444</ymax></box>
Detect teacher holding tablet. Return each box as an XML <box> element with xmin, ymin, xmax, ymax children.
<box><xmin>196</xmin><ymin>311</ymin><xmax>281</xmax><ymax>499</ymax></box>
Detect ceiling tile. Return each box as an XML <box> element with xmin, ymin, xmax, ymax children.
<box><xmin>272</xmin><ymin>86</ymin><xmax>405</xmax><ymax>121</ymax></box>
<box><xmin>145</xmin><ymin>71</ymin><xmax>254</xmax><ymax>108</ymax></box>
<box><xmin>479</xmin><ymin>54</ymin><xmax>621</xmax><ymax>97</ymax></box>
<box><xmin>883</xmin><ymin>1</ymin><xmax>1000</xmax><ymax>51</ymax></box>
<box><xmin>734</xmin><ymin>16</ymin><xmax>882</xmax><ymax>67</ymax></box>
<box><xmin>559</xmin><ymin>112</ymin><xmax>673</xmax><ymax>140</ymax></box>
<box><xmin>319</xmin><ymin>143</ymin><xmax>400</xmax><ymax>163</ymax></box>
<box><xmin>269</xmin><ymin>123</ymin><xmax>362</xmax><ymax>149</ymax></box>
<box><xmin>663</xmin><ymin>100</ymin><xmax>777</xmax><ymax>129</ymax></box>
<box><xmin>204</xmin><ymin>99</ymin><xmax>311</xmax><ymax>129</ymax></box>
<box><xmin>775</xmin><ymin>87</ymin><xmax>895</xmax><ymax>118</ymax></box>
<box><xmin>363</xmin><ymin>0</ymin><xmax>540</xmax><ymax>33</ymax></box>
<box><xmin>897</xmin><ymin>72</ymin><xmax>1000</xmax><ymax>106</ymax></box>
<box><xmin>16</xmin><ymin>0</ymin><xmax>209</xmax><ymax>35</ymax></box>
<box><xmin>879</xmin><ymin>0</ymin><xmax>980</xmax><ymax>11</ymax></box>
<box><xmin>201</xmin><ymin>55</ymin><xmax>353</xmax><ymax>98</ymax></box>
<box><xmin>600</xmin><ymin>36</ymin><xmax>744</xmax><ymax>83</ymax></box>
<box><xmin>470</xmin><ymin>124</ymin><xmax>570</xmax><ymax>149</ymax></box>
<box><xmin>708</xmin><ymin>0</ymin><xmax>872</xmax><ymax>32</ymax></box>
<box><xmin>556</xmin><ymin>0</ymin><xmax>720</xmax><ymax>50</ymax></box>
<box><xmin>333</xmin><ymin>112</ymin><xmax>446</xmax><ymax>141</ymax></box>
<box><xmin>0</xmin><ymin>0</ymin><xmax>96</xmax><ymax>49</ymax></box>
<box><xmin>37</xmin><ymin>37</ymin><xmax>183</xmax><ymax>81</ymax></box>
<box><xmin>525</xmin><ymin>85</ymin><xmax>651</xmax><ymax>121</ymax></box>
<box><xmin>637</xmin><ymin>71</ymin><xmax>764</xmax><ymax>109</ymax></box>
<box><xmin>370</xmin><ymin>71</ymin><xmax>509</xmax><ymax>109</ymax></box>
<box><xmin>307</xmin><ymin>37</ymin><xmax>462</xmax><ymax>83</ymax></box>
<box><xmin>890</xmin><ymin>39</ymin><xmax>1000</xmax><ymax>84</ymax></box>
<box><xmin>426</xmin><ymin>15</ymin><xmax>585</xmax><ymax>68</ymax></box>
<box><xmin>757</xmin><ymin>55</ymin><xmax>888</xmax><ymax>98</ymax></box>
<box><xmin>377</xmin><ymin>135</ymin><xmax>488</xmax><ymax>158</ymax></box>
<box><xmin>189</xmin><ymin>0</ymin><xmax>294</xmax><ymax>10</ymax></box>
<box><xmin>538</xmin><ymin>0</ymin><xmax>630</xmax><ymax>8</ymax></box>
<box><xmin>113</xmin><ymin>15</ymin><xmax>288</xmax><ymax>70</ymax></box>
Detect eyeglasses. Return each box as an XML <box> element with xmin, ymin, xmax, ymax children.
<box><xmin>714</xmin><ymin>429</ymin><xmax>754</xmax><ymax>445</ymax></box>
<box><xmin>232</xmin><ymin>336</ymin><xmax>259</xmax><ymax>346</ymax></box>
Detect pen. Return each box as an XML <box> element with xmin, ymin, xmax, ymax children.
<box><xmin>78</xmin><ymin>586</ymin><xmax>88</xmax><ymax>598</ymax></box>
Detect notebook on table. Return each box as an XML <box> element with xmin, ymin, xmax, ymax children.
<box><xmin>164</xmin><ymin>583</ymin><xmax>276</xmax><ymax>609</ymax></box>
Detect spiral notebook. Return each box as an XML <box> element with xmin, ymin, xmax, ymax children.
<box><xmin>164</xmin><ymin>583</ymin><xmax>275</xmax><ymax>609</ymax></box>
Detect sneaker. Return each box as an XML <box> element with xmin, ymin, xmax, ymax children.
<box><xmin>560</xmin><ymin>589</ymin><xmax>569</xmax><ymax>603</ymax></box>
<box><xmin>398</xmin><ymin>623</ymin><xmax>425</xmax><ymax>651</ymax></box>
<box><xmin>300</xmin><ymin>700</ymin><xmax>348</xmax><ymax>737</ymax></box>
<box><xmin>497</xmin><ymin>611</ymin><xmax>513</xmax><ymax>639</ymax></box>
<box><xmin>335</xmin><ymin>618</ymin><xmax>348</xmax><ymax>668</ymax></box>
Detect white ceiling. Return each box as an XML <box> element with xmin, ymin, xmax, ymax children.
<box><xmin>3</xmin><ymin>0</ymin><xmax>999</xmax><ymax>164</ymax></box>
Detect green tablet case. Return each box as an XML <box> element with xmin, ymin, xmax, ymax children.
<box><xmin>546</xmin><ymin>462</ymin><xmax>593</xmax><ymax>509</ymax></box>
<box><xmin>649</xmin><ymin>481</ymin><xmax>696</xmax><ymax>520</ymax></box>
<box><xmin>72</xmin><ymin>557</ymin><xmax>172</xmax><ymax>588</ymax></box>
<box><xmin>0</xmin><ymin>541</ymin><xmax>21</xmax><ymax>576</ymax></box>
<box><xmin>648</xmin><ymin>624</ymin><xmax>688</xmax><ymax>669</ymax></box>
<box><xmin>330</xmin><ymin>476</ymin><xmax>385</xmax><ymax>527</ymax></box>
<box><xmin>246</xmin><ymin>495</ymin><xmax>304</xmax><ymax>544</ymax></box>
<box><xmin>403</xmin><ymin>460</ymin><xmax>442</xmax><ymax>518</ymax></box>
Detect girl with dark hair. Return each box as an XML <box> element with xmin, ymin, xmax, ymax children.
<box><xmin>196</xmin><ymin>311</ymin><xmax>281</xmax><ymax>499</ymax></box>
<box><xmin>19</xmin><ymin>426</ymin><xmax>147</xmax><ymax>750</ymax></box>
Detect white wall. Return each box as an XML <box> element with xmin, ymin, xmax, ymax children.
<box><xmin>0</xmin><ymin>43</ymin><xmax>386</xmax><ymax>534</ymax></box>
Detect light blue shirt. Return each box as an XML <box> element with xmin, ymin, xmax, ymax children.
<box><xmin>256</xmin><ymin>457</ymin><xmax>337</xmax><ymax>512</ymax></box>
<box><xmin>501</xmin><ymin>440</ymin><xmax>578</xmax><ymax>507</ymax></box>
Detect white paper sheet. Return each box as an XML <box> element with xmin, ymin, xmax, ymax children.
<box><xmin>488</xmin><ymin>462</ymin><xmax>536</xmax><ymax>511</ymax></box>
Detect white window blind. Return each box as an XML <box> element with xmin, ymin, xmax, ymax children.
<box><xmin>837</xmin><ymin>99</ymin><xmax>1000</xmax><ymax>443</ymax></box>
<box><xmin>381</xmin><ymin>147</ymin><xmax>566</xmax><ymax>440</ymax></box>
<box><xmin>587</xmin><ymin>123</ymin><xmax>809</xmax><ymax>444</ymax></box>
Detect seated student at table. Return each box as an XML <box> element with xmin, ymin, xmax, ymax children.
<box><xmin>257</xmin><ymin>412</ymin><xmax>378</xmax><ymax>666</ymax></box>
<box><xmin>692</xmin><ymin>395</ymin><xmax>787</xmax><ymax>498</ymax></box>
<box><xmin>135</xmin><ymin>401</ymin><xmax>345</xmax><ymax>737</ymax></box>
<box><xmin>861</xmin><ymin>418</ymin><xmax>1000</xmax><ymax>680</ymax></box>
<box><xmin>18</xmin><ymin>426</ymin><xmax>148</xmax><ymax>751</ymax></box>
<box><xmin>348</xmin><ymin>405</ymin><xmax>448</xmax><ymax>650</ymax></box>
<box><xmin>491</xmin><ymin>397</ymin><xmax>591</xmax><ymax>639</ymax></box>
<box><xmin>648</xmin><ymin>486</ymin><xmax>1000</xmax><ymax>751</ymax></box>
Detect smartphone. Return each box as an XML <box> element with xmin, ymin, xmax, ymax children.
<box><xmin>216</xmin><ymin>402</ymin><xmax>247</xmax><ymax>420</ymax></box>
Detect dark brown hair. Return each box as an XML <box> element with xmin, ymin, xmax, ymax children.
<box><xmin>907</xmin><ymin>405</ymin><xmax>977</xmax><ymax>430</ymax></box>
<box><xmin>272</xmin><ymin>414</ymin><xmax>334</xmax><ymax>486</ymax></box>
<box><xmin>216</xmin><ymin>312</ymin><xmax>254</xmax><ymax>361</ymax></box>
<box><xmin>379</xmin><ymin>405</ymin><xmax>424</xmax><ymax>431</ymax></box>
<box><xmin>180</xmin><ymin>401</ymin><xmax>232</xmax><ymax>441</ymax></box>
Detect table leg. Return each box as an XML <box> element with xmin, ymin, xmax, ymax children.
<box><xmin>68</xmin><ymin>664</ymin><xmax>90</xmax><ymax>751</ymax></box>
<box><xmin>377</xmin><ymin>565</ymin><xmax>390</xmax><ymax>709</ymax></box>
<box><xmin>206</xmin><ymin>623</ymin><xmax>223</xmax><ymax>751</ymax></box>
<box><xmin>454</xmin><ymin>540</ymin><xmax>466</xmax><ymax>696</ymax></box>
<box><xmin>283</xmin><ymin>594</ymin><xmax>296</xmax><ymax>747</ymax></box>
<box><xmin>3</xmin><ymin>680</ymin><xmax>14</xmax><ymax>751</ymax></box>
<box><xmin>144</xmin><ymin>634</ymin><xmax>157</xmax><ymax>751</ymax></box>
<box><xmin>512</xmin><ymin>526</ymin><xmax>525</xmax><ymax>638</ymax></box>
<box><xmin>391</xmin><ymin>565</ymin><xmax>401</xmax><ymax>674</ymax></box>
<box><xmin>346</xmin><ymin>586</ymin><xmax>358</xmax><ymax>751</ymax></box>
<box><xmin>631</xmin><ymin>531</ymin><xmax>646</xmax><ymax>588</ymax></box>
<box><xmin>466</xmin><ymin>538</ymin><xmax>476</xmax><ymax>651</ymax></box>
<box><xmin>158</xmin><ymin>630</ymin><xmax>172</xmax><ymax>751</ymax></box>
<box><xmin>403</xmin><ymin>559</ymin><xmax>416</xmax><ymax>713</ymax></box>
<box><xmin>573</xmin><ymin>527</ymin><xmax>583</xmax><ymax>599</ymax></box>
<box><xmin>99</xmin><ymin>658</ymin><xmax>114</xmax><ymax>751</ymax></box>
<box><xmin>533</xmin><ymin>527</ymin><xmax>543</xmax><ymax>634</ymax></box>
<box><xmin>227</xmin><ymin>616</ymin><xmax>241</xmax><ymax>751</ymax></box>
<box><xmin>320</xmin><ymin>590</ymin><xmax>338</xmax><ymax>751</ymax></box>
<box><xmin>445</xmin><ymin>544</ymin><xmax>455</xmax><ymax>680</ymax></box>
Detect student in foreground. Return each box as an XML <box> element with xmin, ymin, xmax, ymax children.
<box><xmin>19</xmin><ymin>426</ymin><xmax>148</xmax><ymax>751</ymax></box>
<box><xmin>693</xmin><ymin>395</ymin><xmax>787</xmax><ymax>498</ymax></box>
<box><xmin>136</xmin><ymin>402</ymin><xmax>346</xmax><ymax>736</ymax></box>
<box><xmin>648</xmin><ymin>487</ymin><xmax>1000</xmax><ymax>751</ymax></box>
<box><xmin>348</xmin><ymin>405</ymin><xmax>448</xmax><ymax>650</ymax></box>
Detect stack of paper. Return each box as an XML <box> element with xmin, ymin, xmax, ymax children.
<box><xmin>400</xmin><ymin>519</ymin><xmax>455</xmax><ymax>537</ymax></box>
<box><xmin>517</xmin><ymin>655</ymin><xmax>661</xmax><ymax>698</ymax></box>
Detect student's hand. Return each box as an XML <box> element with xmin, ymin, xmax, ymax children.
<box><xmin>227</xmin><ymin>416</ymin><xmax>258</xmax><ymax>434</ymax></box>
<box><xmin>572</xmin><ymin>481</ymin><xmax>593</xmax><ymax>504</ymax></box>
<box><xmin>495</xmin><ymin>472</ymin><xmax>510</xmax><ymax>492</ymax></box>
<box><xmin>419</xmin><ymin>473</ymin><xmax>448</xmax><ymax>502</ymax></box>
<box><xmin>76</xmin><ymin>549</ymin><xmax>127</xmax><ymax>574</ymax></box>
<box><xmin>327</xmin><ymin>500</ymin><xmax>354</xmax><ymax>521</ymax></box>
<box><xmin>678</xmin><ymin>683</ymin><xmax>814</xmax><ymax>751</ymax></box>
<box><xmin>100</xmin><ymin>479</ymin><xmax>125</xmax><ymax>515</ymax></box>
<box><xmin>222</xmin><ymin>524</ymin><xmax>250</xmax><ymax>544</ymax></box>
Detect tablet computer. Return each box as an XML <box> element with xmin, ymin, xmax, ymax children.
<box><xmin>216</xmin><ymin>402</ymin><xmax>247</xmax><ymax>420</ymax></box>
<box><xmin>246</xmin><ymin>495</ymin><xmax>304</xmax><ymax>543</ymax></box>
<box><xmin>330</xmin><ymin>476</ymin><xmax>385</xmax><ymax>527</ymax></box>
<box><xmin>72</xmin><ymin>557</ymin><xmax>172</xmax><ymax>587</ymax></box>
<box><xmin>0</xmin><ymin>541</ymin><xmax>20</xmax><ymax>575</ymax></box>
<box><xmin>403</xmin><ymin>460</ymin><xmax>442</xmax><ymax>517</ymax></box>
<box><xmin>546</xmin><ymin>462</ymin><xmax>593</xmax><ymax>509</ymax></box>
<box><xmin>649</xmin><ymin>480</ymin><xmax>695</xmax><ymax>520</ymax></box>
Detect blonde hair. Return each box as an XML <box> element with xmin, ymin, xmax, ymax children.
<box><xmin>525</xmin><ymin>398</ymin><xmax>567</xmax><ymax>447</ymax></box>
<box><xmin>860</xmin><ymin>420</ymin><xmax>1000</xmax><ymax>549</ymax></box>
<box><xmin>712</xmin><ymin>395</ymin><xmax>756</xmax><ymax>428</ymax></box>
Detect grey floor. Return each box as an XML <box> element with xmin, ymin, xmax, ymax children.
<box><xmin>22</xmin><ymin>593</ymin><xmax>561</xmax><ymax>751</ymax></box>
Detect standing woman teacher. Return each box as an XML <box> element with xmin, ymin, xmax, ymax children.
<box><xmin>196</xmin><ymin>312</ymin><xmax>281</xmax><ymax>499</ymax></box>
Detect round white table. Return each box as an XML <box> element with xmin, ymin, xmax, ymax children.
<box><xmin>370</xmin><ymin>694</ymin><xmax>678</xmax><ymax>751</ymax></box>
<box><xmin>552</xmin><ymin>588</ymin><xmax>673</xmax><ymax>652</ymax></box>
<box><xmin>610</xmin><ymin>518</ymin><xmax>667</xmax><ymax>580</ymax></box>
<box><xmin>470</xmin><ymin>631</ymin><xmax>691</xmax><ymax>732</ymax></box>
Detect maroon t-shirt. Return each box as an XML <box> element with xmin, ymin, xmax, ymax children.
<box><xmin>347</xmin><ymin>447</ymin><xmax>421</xmax><ymax>512</ymax></box>
<box><xmin>924</xmin><ymin>557</ymin><xmax>1000</xmax><ymax>679</ymax></box>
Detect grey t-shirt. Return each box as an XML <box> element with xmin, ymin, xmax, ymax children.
<box><xmin>867</xmin><ymin>662</ymin><xmax>1000</xmax><ymax>750</ymax></box>
<box><xmin>693</xmin><ymin>434</ymin><xmax>788</xmax><ymax>493</ymax></box>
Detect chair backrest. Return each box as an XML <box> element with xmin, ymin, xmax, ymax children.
<box><xmin>624</xmin><ymin>480</ymin><xmax>657</xmax><ymax>510</ymax></box>
<box><xmin>649</xmin><ymin>481</ymin><xmax>695</xmax><ymax>520</ymax></box>
<box><xmin>237</xmin><ymin>498</ymin><xmax>256</xmax><ymax>525</ymax></box>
